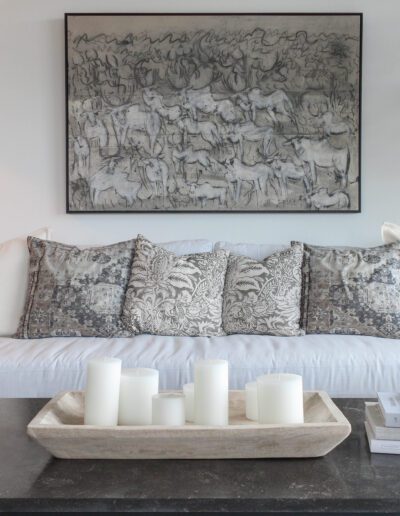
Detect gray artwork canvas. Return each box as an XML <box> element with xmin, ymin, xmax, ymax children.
<box><xmin>66</xmin><ymin>14</ymin><xmax>362</xmax><ymax>212</ymax></box>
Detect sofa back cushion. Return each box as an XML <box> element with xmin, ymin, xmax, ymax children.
<box><xmin>16</xmin><ymin>237</ymin><xmax>136</xmax><ymax>338</ymax></box>
<box><xmin>299</xmin><ymin>241</ymin><xmax>400</xmax><ymax>338</ymax></box>
<box><xmin>214</xmin><ymin>241</ymin><xmax>287</xmax><ymax>260</ymax></box>
<box><xmin>122</xmin><ymin>235</ymin><xmax>229</xmax><ymax>337</ymax></box>
<box><xmin>222</xmin><ymin>243</ymin><xmax>304</xmax><ymax>336</ymax></box>
<box><xmin>0</xmin><ymin>228</ymin><xmax>51</xmax><ymax>337</ymax></box>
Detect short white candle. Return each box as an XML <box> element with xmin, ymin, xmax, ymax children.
<box><xmin>84</xmin><ymin>357</ymin><xmax>122</xmax><ymax>426</ymax></box>
<box><xmin>118</xmin><ymin>368</ymin><xmax>159</xmax><ymax>425</ymax></box>
<box><xmin>183</xmin><ymin>383</ymin><xmax>194</xmax><ymax>422</ymax></box>
<box><xmin>152</xmin><ymin>393</ymin><xmax>185</xmax><ymax>426</ymax></box>
<box><xmin>194</xmin><ymin>359</ymin><xmax>229</xmax><ymax>426</ymax></box>
<box><xmin>245</xmin><ymin>381</ymin><xmax>258</xmax><ymax>421</ymax></box>
<box><xmin>257</xmin><ymin>373</ymin><xmax>304</xmax><ymax>424</ymax></box>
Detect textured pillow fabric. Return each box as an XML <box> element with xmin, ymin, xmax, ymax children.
<box><xmin>122</xmin><ymin>235</ymin><xmax>229</xmax><ymax>336</ymax></box>
<box><xmin>0</xmin><ymin>228</ymin><xmax>51</xmax><ymax>337</ymax></box>
<box><xmin>222</xmin><ymin>243</ymin><xmax>304</xmax><ymax>336</ymax></box>
<box><xmin>16</xmin><ymin>237</ymin><xmax>135</xmax><ymax>338</ymax></box>
<box><xmin>382</xmin><ymin>222</ymin><xmax>400</xmax><ymax>244</ymax></box>
<box><xmin>299</xmin><ymin>242</ymin><xmax>400</xmax><ymax>338</ymax></box>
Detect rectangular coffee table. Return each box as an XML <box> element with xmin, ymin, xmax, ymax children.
<box><xmin>0</xmin><ymin>398</ymin><xmax>399</xmax><ymax>513</ymax></box>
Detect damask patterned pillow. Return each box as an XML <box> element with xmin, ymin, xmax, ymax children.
<box><xmin>222</xmin><ymin>243</ymin><xmax>304</xmax><ymax>336</ymax></box>
<box><xmin>122</xmin><ymin>235</ymin><xmax>229</xmax><ymax>336</ymax></box>
<box><xmin>299</xmin><ymin>242</ymin><xmax>400</xmax><ymax>338</ymax></box>
<box><xmin>16</xmin><ymin>237</ymin><xmax>135</xmax><ymax>338</ymax></box>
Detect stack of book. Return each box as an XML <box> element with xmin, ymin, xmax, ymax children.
<box><xmin>365</xmin><ymin>392</ymin><xmax>400</xmax><ymax>454</ymax></box>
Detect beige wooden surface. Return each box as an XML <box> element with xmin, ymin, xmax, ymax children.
<box><xmin>27</xmin><ymin>390</ymin><xmax>351</xmax><ymax>459</ymax></box>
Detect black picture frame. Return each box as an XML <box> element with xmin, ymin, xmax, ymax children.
<box><xmin>65</xmin><ymin>12</ymin><xmax>362</xmax><ymax>214</ymax></box>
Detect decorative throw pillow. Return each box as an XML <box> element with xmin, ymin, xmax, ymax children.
<box><xmin>16</xmin><ymin>237</ymin><xmax>135</xmax><ymax>338</ymax></box>
<box><xmin>122</xmin><ymin>235</ymin><xmax>229</xmax><ymax>336</ymax></box>
<box><xmin>382</xmin><ymin>222</ymin><xmax>400</xmax><ymax>244</ymax></box>
<box><xmin>0</xmin><ymin>228</ymin><xmax>51</xmax><ymax>337</ymax></box>
<box><xmin>222</xmin><ymin>243</ymin><xmax>304</xmax><ymax>336</ymax></box>
<box><xmin>299</xmin><ymin>242</ymin><xmax>400</xmax><ymax>338</ymax></box>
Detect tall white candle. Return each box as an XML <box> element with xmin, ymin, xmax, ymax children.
<box><xmin>194</xmin><ymin>359</ymin><xmax>229</xmax><ymax>426</ymax></box>
<box><xmin>183</xmin><ymin>383</ymin><xmax>194</xmax><ymax>422</ymax></box>
<box><xmin>245</xmin><ymin>381</ymin><xmax>258</xmax><ymax>421</ymax></box>
<box><xmin>84</xmin><ymin>357</ymin><xmax>122</xmax><ymax>426</ymax></box>
<box><xmin>118</xmin><ymin>368</ymin><xmax>159</xmax><ymax>425</ymax></box>
<box><xmin>152</xmin><ymin>393</ymin><xmax>185</xmax><ymax>426</ymax></box>
<box><xmin>257</xmin><ymin>373</ymin><xmax>304</xmax><ymax>424</ymax></box>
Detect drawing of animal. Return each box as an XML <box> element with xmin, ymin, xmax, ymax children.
<box><xmin>184</xmin><ymin>88</ymin><xmax>238</xmax><ymax>125</ymax></box>
<box><xmin>271</xmin><ymin>159</ymin><xmax>311</xmax><ymax>200</ymax></box>
<box><xmin>224</xmin><ymin>158</ymin><xmax>274</xmax><ymax>203</ymax></box>
<box><xmin>112</xmin><ymin>105</ymin><xmax>161</xmax><ymax>153</ymax></box>
<box><xmin>89</xmin><ymin>160</ymin><xmax>141</xmax><ymax>208</ymax></box>
<box><xmin>172</xmin><ymin>146</ymin><xmax>217</xmax><ymax>176</ymax></box>
<box><xmin>240</xmin><ymin>89</ymin><xmax>294</xmax><ymax>123</ymax></box>
<box><xmin>227</xmin><ymin>123</ymin><xmax>274</xmax><ymax>160</ymax></box>
<box><xmin>142</xmin><ymin>88</ymin><xmax>181</xmax><ymax>121</ymax></box>
<box><xmin>140</xmin><ymin>158</ymin><xmax>169</xmax><ymax>200</ymax></box>
<box><xmin>189</xmin><ymin>182</ymin><xmax>227</xmax><ymax>208</ymax></box>
<box><xmin>177</xmin><ymin>117</ymin><xmax>222</xmax><ymax>148</ymax></box>
<box><xmin>321</xmin><ymin>112</ymin><xmax>350</xmax><ymax>136</ymax></box>
<box><xmin>308</xmin><ymin>188</ymin><xmax>350</xmax><ymax>210</ymax></box>
<box><xmin>289</xmin><ymin>137</ymin><xmax>350</xmax><ymax>188</ymax></box>
<box><xmin>72</xmin><ymin>136</ymin><xmax>90</xmax><ymax>175</ymax></box>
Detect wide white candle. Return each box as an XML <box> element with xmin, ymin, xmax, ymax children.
<box><xmin>152</xmin><ymin>393</ymin><xmax>185</xmax><ymax>426</ymax></box>
<box><xmin>183</xmin><ymin>383</ymin><xmax>194</xmax><ymax>422</ymax></box>
<box><xmin>84</xmin><ymin>357</ymin><xmax>122</xmax><ymax>426</ymax></box>
<box><xmin>257</xmin><ymin>373</ymin><xmax>304</xmax><ymax>424</ymax></box>
<box><xmin>245</xmin><ymin>381</ymin><xmax>258</xmax><ymax>421</ymax></box>
<box><xmin>194</xmin><ymin>359</ymin><xmax>229</xmax><ymax>426</ymax></box>
<box><xmin>118</xmin><ymin>368</ymin><xmax>159</xmax><ymax>425</ymax></box>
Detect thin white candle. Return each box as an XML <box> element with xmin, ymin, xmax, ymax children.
<box><xmin>84</xmin><ymin>357</ymin><xmax>121</xmax><ymax>426</ymax></box>
<box><xmin>118</xmin><ymin>368</ymin><xmax>159</xmax><ymax>425</ymax></box>
<box><xmin>152</xmin><ymin>393</ymin><xmax>185</xmax><ymax>426</ymax></box>
<box><xmin>257</xmin><ymin>373</ymin><xmax>304</xmax><ymax>424</ymax></box>
<box><xmin>245</xmin><ymin>381</ymin><xmax>258</xmax><ymax>421</ymax></box>
<box><xmin>183</xmin><ymin>383</ymin><xmax>194</xmax><ymax>422</ymax></box>
<box><xmin>194</xmin><ymin>359</ymin><xmax>229</xmax><ymax>426</ymax></box>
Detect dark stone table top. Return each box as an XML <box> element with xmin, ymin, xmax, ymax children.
<box><xmin>1</xmin><ymin>398</ymin><xmax>399</xmax><ymax>513</ymax></box>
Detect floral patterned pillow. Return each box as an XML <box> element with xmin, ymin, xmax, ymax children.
<box><xmin>16</xmin><ymin>237</ymin><xmax>136</xmax><ymax>338</ymax></box>
<box><xmin>122</xmin><ymin>235</ymin><xmax>229</xmax><ymax>336</ymax></box>
<box><xmin>222</xmin><ymin>243</ymin><xmax>304</xmax><ymax>336</ymax></box>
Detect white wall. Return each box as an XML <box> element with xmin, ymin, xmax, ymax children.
<box><xmin>0</xmin><ymin>0</ymin><xmax>398</xmax><ymax>246</ymax></box>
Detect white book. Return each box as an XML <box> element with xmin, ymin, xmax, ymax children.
<box><xmin>377</xmin><ymin>392</ymin><xmax>400</xmax><ymax>427</ymax></box>
<box><xmin>365</xmin><ymin>421</ymin><xmax>400</xmax><ymax>455</ymax></box>
<box><xmin>365</xmin><ymin>402</ymin><xmax>400</xmax><ymax>441</ymax></box>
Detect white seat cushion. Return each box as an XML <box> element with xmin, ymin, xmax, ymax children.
<box><xmin>0</xmin><ymin>334</ymin><xmax>399</xmax><ymax>398</ymax></box>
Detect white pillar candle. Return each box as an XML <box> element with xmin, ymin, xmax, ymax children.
<box><xmin>257</xmin><ymin>373</ymin><xmax>304</xmax><ymax>424</ymax></box>
<box><xmin>118</xmin><ymin>368</ymin><xmax>159</xmax><ymax>426</ymax></box>
<box><xmin>183</xmin><ymin>383</ymin><xmax>194</xmax><ymax>422</ymax></box>
<box><xmin>245</xmin><ymin>381</ymin><xmax>258</xmax><ymax>421</ymax></box>
<box><xmin>84</xmin><ymin>357</ymin><xmax>122</xmax><ymax>426</ymax></box>
<box><xmin>194</xmin><ymin>359</ymin><xmax>229</xmax><ymax>426</ymax></box>
<box><xmin>152</xmin><ymin>393</ymin><xmax>185</xmax><ymax>426</ymax></box>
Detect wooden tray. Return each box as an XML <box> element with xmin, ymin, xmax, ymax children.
<box><xmin>27</xmin><ymin>390</ymin><xmax>351</xmax><ymax>459</ymax></box>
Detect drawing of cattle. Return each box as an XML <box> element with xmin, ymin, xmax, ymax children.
<box><xmin>189</xmin><ymin>182</ymin><xmax>227</xmax><ymax>208</ymax></box>
<box><xmin>289</xmin><ymin>138</ymin><xmax>350</xmax><ymax>188</ymax></box>
<box><xmin>112</xmin><ymin>105</ymin><xmax>161</xmax><ymax>153</ymax></box>
<box><xmin>308</xmin><ymin>188</ymin><xmax>350</xmax><ymax>210</ymax></box>
<box><xmin>239</xmin><ymin>89</ymin><xmax>294</xmax><ymax>124</ymax></box>
<box><xmin>224</xmin><ymin>158</ymin><xmax>274</xmax><ymax>204</ymax></box>
<box><xmin>271</xmin><ymin>159</ymin><xmax>311</xmax><ymax>200</ymax></box>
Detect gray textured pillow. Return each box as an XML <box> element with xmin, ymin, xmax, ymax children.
<box><xmin>16</xmin><ymin>237</ymin><xmax>135</xmax><ymax>338</ymax></box>
<box><xmin>299</xmin><ymin>242</ymin><xmax>400</xmax><ymax>338</ymax></box>
<box><xmin>122</xmin><ymin>235</ymin><xmax>229</xmax><ymax>336</ymax></box>
<box><xmin>222</xmin><ymin>243</ymin><xmax>304</xmax><ymax>336</ymax></box>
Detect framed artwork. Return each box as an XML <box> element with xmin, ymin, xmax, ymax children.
<box><xmin>65</xmin><ymin>13</ymin><xmax>362</xmax><ymax>213</ymax></box>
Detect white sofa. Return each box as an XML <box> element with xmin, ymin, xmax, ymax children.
<box><xmin>1</xmin><ymin>239</ymin><xmax>399</xmax><ymax>398</ymax></box>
